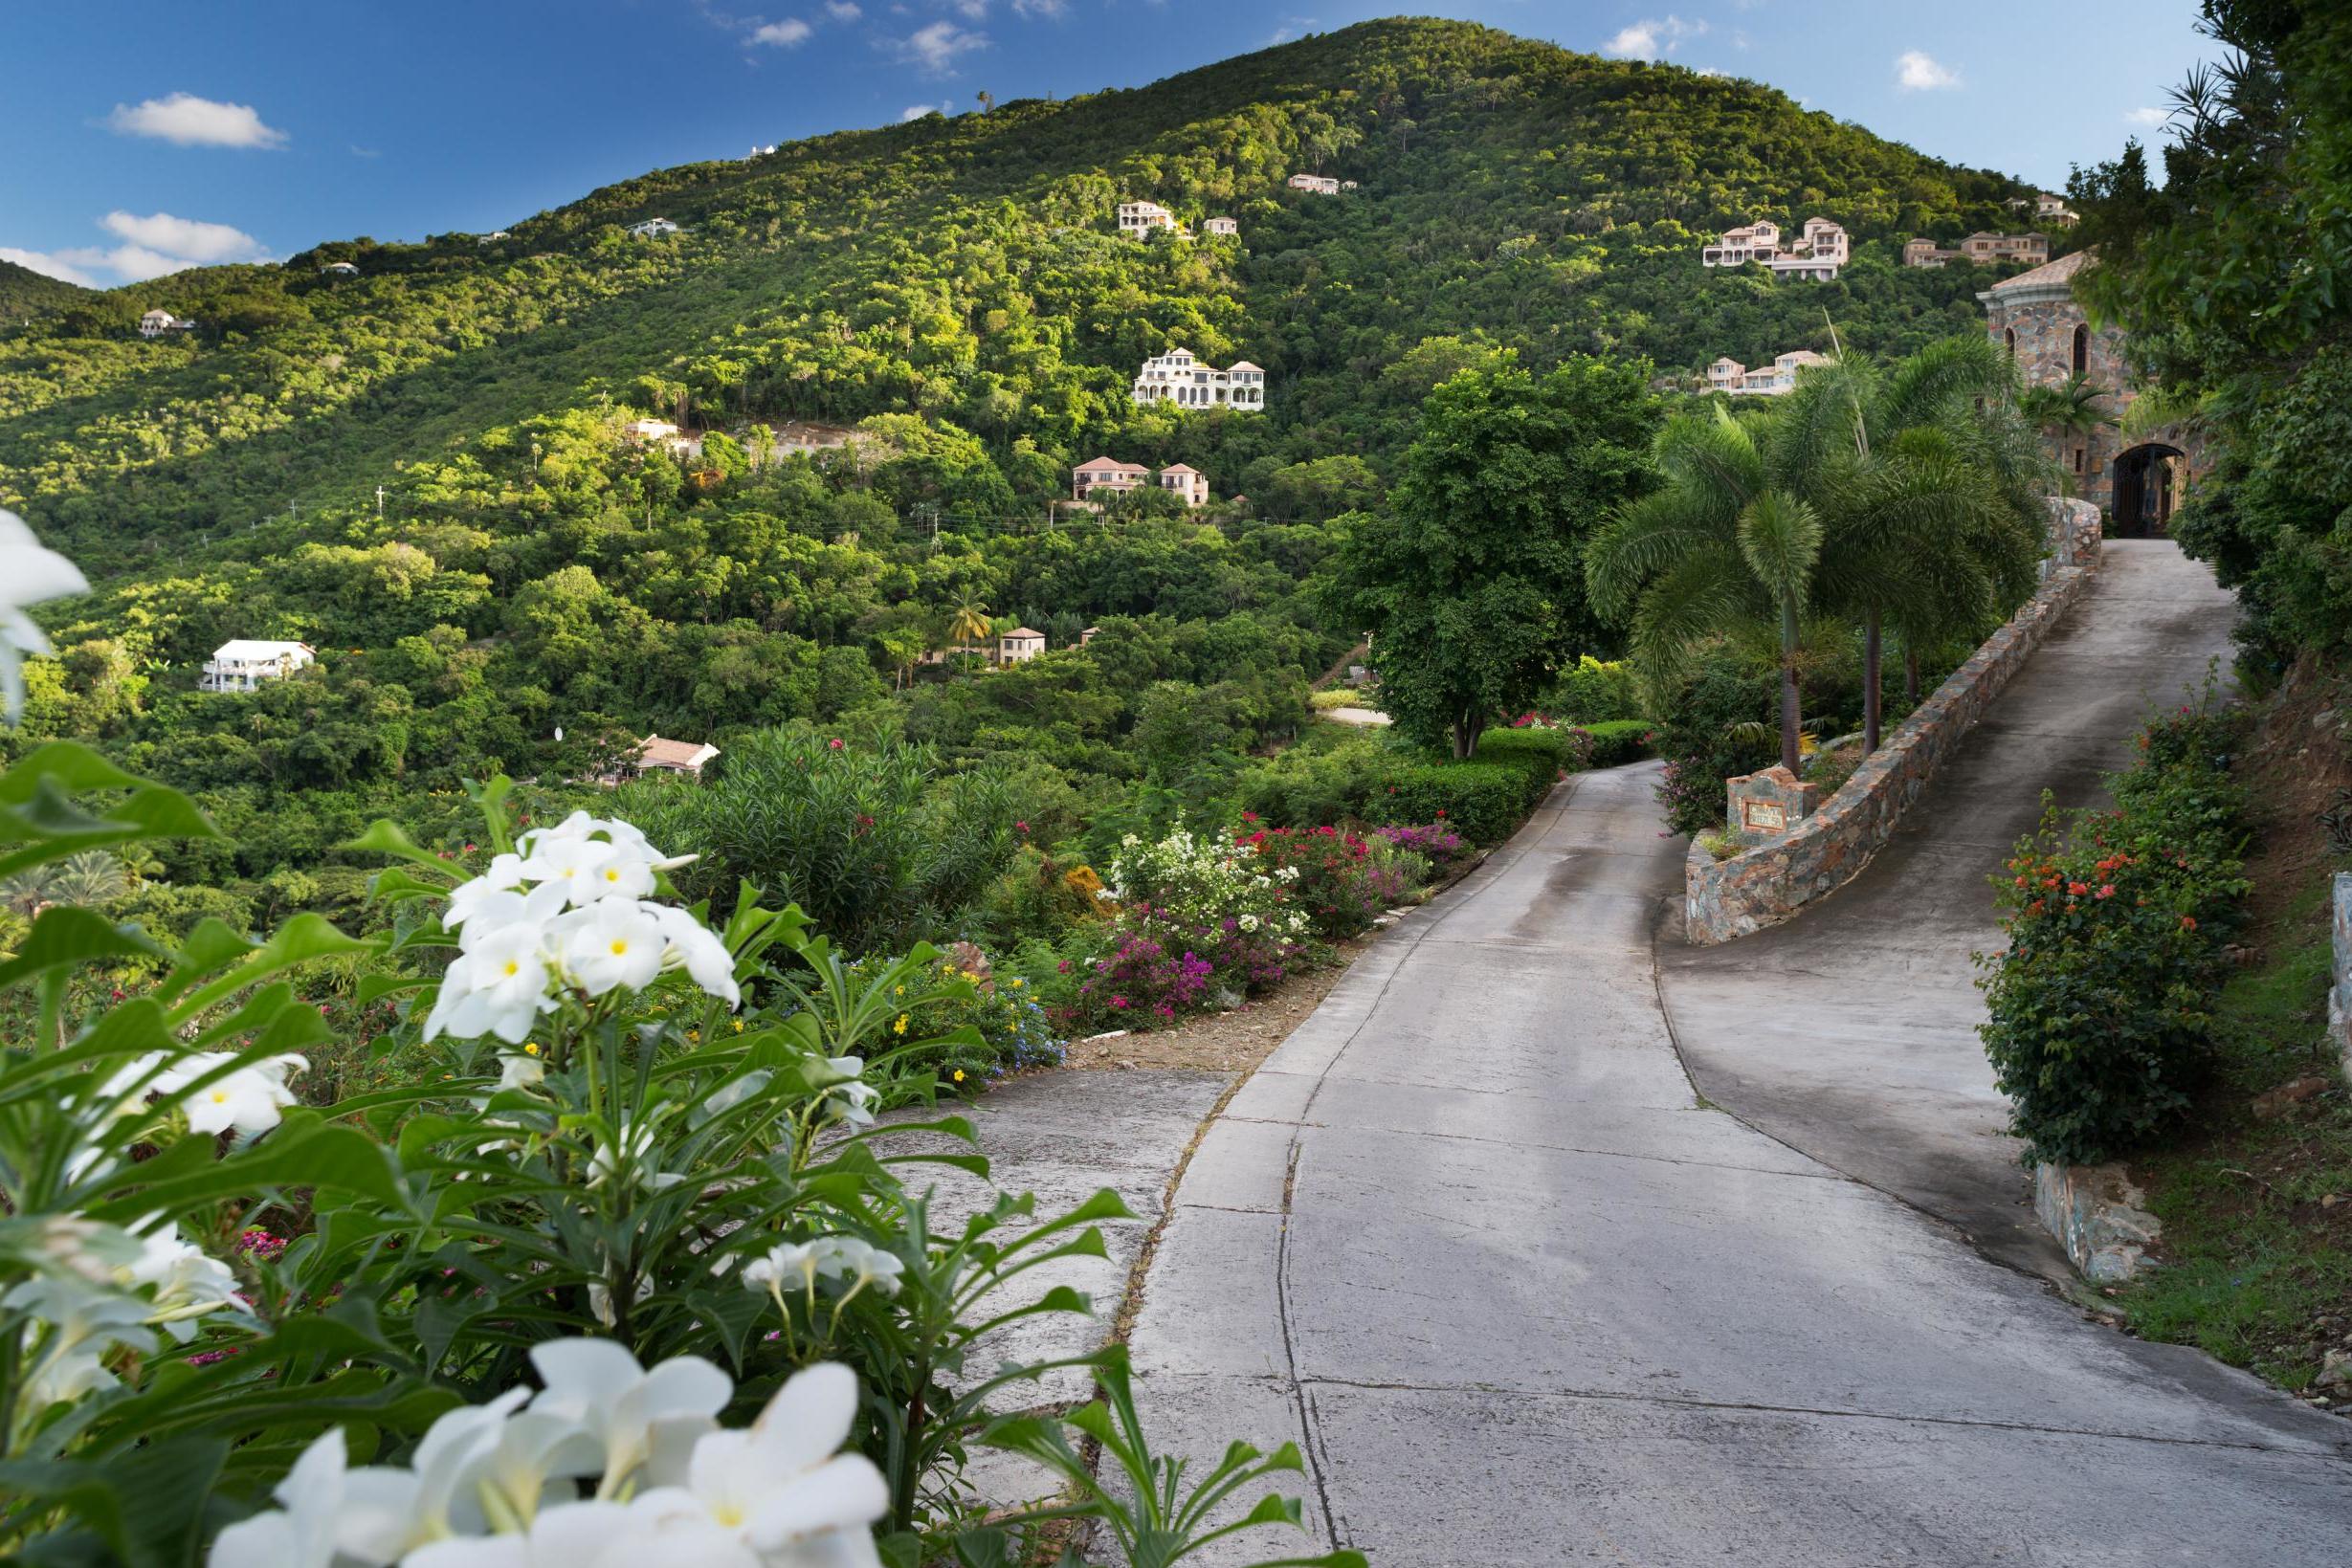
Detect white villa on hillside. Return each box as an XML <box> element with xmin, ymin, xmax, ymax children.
<box><xmin>1131</xmin><ymin>347</ymin><xmax>1266</xmax><ymax>410</ymax></box>
<box><xmin>1904</xmin><ymin>232</ymin><xmax>2051</xmax><ymax>269</ymax></box>
<box><xmin>1118</xmin><ymin>201</ymin><xmax>1178</xmax><ymax>236</ymax></box>
<box><xmin>138</xmin><ymin>309</ymin><xmax>193</xmax><ymax>338</ymax></box>
<box><xmin>202</xmin><ymin>640</ymin><xmax>314</xmax><ymax>693</ymax></box>
<box><xmin>596</xmin><ymin>735</ymin><xmax>720</xmax><ymax>786</ymax></box>
<box><xmin>622</xmin><ymin>418</ymin><xmax>704</xmax><ymax>459</ymax></box>
<box><xmin>2016</xmin><ymin>192</ymin><xmax>2079</xmax><ymax>227</ymax></box>
<box><xmin>1072</xmin><ymin>457</ymin><xmax>1212</xmax><ymax>507</ymax></box>
<box><xmin>478</xmin><ymin>231</ymin><xmax>511</xmax><ymax>243</ymax></box>
<box><xmin>1203</xmin><ymin>216</ymin><xmax>1239</xmax><ymax>237</ymax></box>
<box><xmin>1702</xmin><ymin>217</ymin><xmax>1848</xmax><ymax>280</ymax></box>
<box><xmin>319</xmin><ymin>261</ymin><xmax>359</xmax><ymax>277</ymax></box>
<box><xmin>1287</xmin><ymin>173</ymin><xmax>1341</xmax><ymax>195</ymax></box>
<box><xmin>997</xmin><ymin>628</ymin><xmax>1046</xmax><ymax>666</ymax></box>
<box><xmin>1704</xmin><ymin>350</ymin><xmax>1831</xmax><ymax>396</ymax></box>
<box><xmin>627</xmin><ymin>218</ymin><xmax>680</xmax><ymax>239</ymax></box>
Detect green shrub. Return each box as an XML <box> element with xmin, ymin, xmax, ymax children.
<box><xmin>1576</xmin><ymin>719</ymin><xmax>1654</xmax><ymax>768</ymax></box>
<box><xmin>1475</xmin><ymin>726</ymin><xmax>1576</xmax><ymax>781</ymax></box>
<box><xmin>1977</xmin><ymin>707</ymin><xmax>2252</xmax><ymax>1165</ymax></box>
<box><xmin>1650</xmin><ymin>641</ymin><xmax>1779</xmax><ymax>836</ymax></box>
<box><xmin>1367</xmin><ymin>759</ymin><xmax>1541</xmax><ymax>844</ymax></box>
<box><xmin>1543</xmin><ymin>656</ymin><xmax>1643</xmax><ymax>723</ymax></box>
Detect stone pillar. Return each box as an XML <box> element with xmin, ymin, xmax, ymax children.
<box><xmin>1724</xmin><ymin>765</ymin><xmax>1819</xmax><ymax>850</ymax></box>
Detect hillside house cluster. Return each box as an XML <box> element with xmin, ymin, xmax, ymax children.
<box><xmin>1118</xmin><ymin>201</ymin><xmax>1179</xmax><ymax>236</ymax></box>
<box><xmin>1700</xmin><ymin>217</ymin><xmax>1849</xmax><ymax>280</ymax></box>
<box><xmin>1203</xmin><ymin>216</ymin><xmax>1239</xmax><ymax>237</ymax></box>
<box><xmin>627</xmin><ymin>218</ymin><xmax>680</xmax><ymax>239</ymax></box>
<box><xmin>1288</xmin><ymin>173</ymin><xmax>1354</xmax><ymax>195</ymax></box>
<box><xmin>1704</xmin><ymin>349</ymin><xmax>1831</xmax><ymax>396</ymax></box>
<box><xmin>622</xmin><ymin>418</ymin><xmax>704</xmax><ymax>460</ymax></box>
<box><xmin>1071</xmin><ymin>457</ymin><xmax>1210</xmax><ymax>507</ymax></box>
<box><xmin>138</xmin><ymin>309</ymin><xmax>194</xmax><ymax>338</ymax></box>
<box><xmin>2009</xmin><ymin>192</ymin><xmax>2079</xmax><ymax>228</ymax></box>
<box><xmin>1903</xmin><ymin>232</ymin><xmax>2051</xmax><ymax>269</ymax></box>
<box><xmin>1131</xmin><ymin>347</ymin><xmax>1267</xmax><ymax>410</ymax></box>
<box><xmin>201</xmin><ymin>640</ymin><xmax>314</xmax><ymax>693</ymax></box>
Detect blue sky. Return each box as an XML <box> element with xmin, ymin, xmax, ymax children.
<box><xmin>3</xmin><ymin>1</ymin><xmax>2221</xmax><ymax>290</ymax></box>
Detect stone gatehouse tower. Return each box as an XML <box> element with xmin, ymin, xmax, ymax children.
<box><xmin>1978</xmin><ymin>251</ymin><xmax>2196</xmax><ymax>538</ymax></box>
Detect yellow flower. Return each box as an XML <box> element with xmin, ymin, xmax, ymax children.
<box><xmin>953</xmin><ymin>1069</ymin><xmax>965</xmax><ymax>1082</ymax></box>
<box><xmin>688</xmin><ymin>1028</ymin><xmax>699</xmax><ymax>1042</ymax></box>
<box><xmin>893</xmin><ymin>1014</ymin><xmax>909</xmax><ymax>1034</ymax></box>
<box><xmin>523</xmin><ymin>1042</ymin><xmax>542</xmax><ymax>1056</ymax></box>
<box><xmin>732</xmin><ymin>1019</ymin><xmax>744</xmax><ymax>1033</ymax></box>
<box><xmin>1009</xmin><ymin>978</ymin><xmax>1024</xmax><ymax>988</ymax></box>
<box><xmin>894</xmin><ymin>985</ymin><xmax>904</xmax><ymax>997</ymax></box>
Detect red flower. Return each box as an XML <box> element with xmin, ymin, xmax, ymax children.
<box><xmin>2095</xmin><ymin>884</ymin><xmax>2115</xmax><ymax>899</ymax></box>
<box><xmin>828</xmin><ymin>737</ymin><xmax>844</xmax><ymax>750</ymax></box>
<box><xmin>1434</xmin><ymin>808</ymin><xmax>1446</xmax><ymax>819</ymax></box>
<box><xmin>1240</xmin><ymin>810</ymin><xmax>1259</xmax><ymax>823</ymax></box>
<box><xmin>2013</xmin><ymin>875</ymin><xmax>2028</xmax><ymax>888</ymax></box>
<box><xmin>2180</xmin><ymin>915</ymin><xmax>2197</xmax><ymax>932</ymax></box>
<box><xmin>2066</xmin><ymin>882</ymin><xmax>2089</xmax><ymax>897</ymax></box>
<box><xmin>1015</xmin><ymin>820</ymin><xmax>1030</xmax><ymax>834</ymax></box>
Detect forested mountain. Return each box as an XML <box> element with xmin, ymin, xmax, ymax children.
<box><xmin>0</xmin><ymin>258</ymin><xmax>89</xmax><ymax>320</ymax></box>
<box><xmin>0</xmin><ymin>16</ymin><xmax>2061</xmax><ymax>932</ymax></box>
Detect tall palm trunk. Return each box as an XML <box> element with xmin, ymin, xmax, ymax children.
<box><xmin>1864</xmin><ymin>609</ymin><xmax>1883</xmax><ymax>753</ymax></box>
<box><xmin>1903</xmin><ymin>643</ymin><xmax>1920</xmax><ymax>705</ymax></box>
<box><xmin>1779</xmin><ymin>597</ymin><xmax>1802</xmax><ymax>775</ymax></box>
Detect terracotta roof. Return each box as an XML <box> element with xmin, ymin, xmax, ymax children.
<box><xmin>1158</xmin><ymin>463</ymin><xmax>1202</xmax><ymax>475</ymax></box>
<box><xmin>1226</xmin><ymin>361</ymin><xmax>1264</xmax><ymax>372</ymax></box>
<box><xmin>1076</xmin><ymin>456</ymin><xmax>1148</xmax><ymax>473</ymax></box>
<box><xmin>1001</xmin><ymin>628</ymin><xmax>1044</xmax><ymax>640</ymax></box>
<box><xmin>637</xmin><ymin>735</ymin><xmax>717</xmax><ymax>768</ymax></box>
<box><xmin>1986</xmin><ymin>249</ymin><xmax>2095</xmax><ymax>293</ymax></box>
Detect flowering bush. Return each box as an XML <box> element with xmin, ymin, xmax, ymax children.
<box><xmin>1237</xmin><ymin>825</ymin><xmax>1429</xmax><ymax>939</ymax></box>
<box><xmin>1103</xmin><ymin>825</ymin><xmax>1305</xmax><ymax>938</ymax></box>
<box><xmin>1370</xmin><ymin>822</ymin><xmax>1473</xmax><ymax>878</ymax></box>
<box><xmin>855</xmin><ymin>946</ymin><xmax>1066</xmax><ymax>1095</ymax></box>
<box><xmin>0</xmin><ymin>748</ymin><xmax>1357</xmax><ymax>1568</ymax></box>
<box><xmin>1076</xmin><ymin>931</ymin><xmax>1219</xmax><ymax>1023</ymax></box>
<box><xmin>1976</xmin><ymin>707</ymin><xmax>2251</xmax><ymax>1165</ymax></box>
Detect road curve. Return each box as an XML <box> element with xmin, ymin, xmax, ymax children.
<box><xmin>1126</xmin><ymin>545</ymin><xmax>2352</xmax><ymax>1565</ymax></box>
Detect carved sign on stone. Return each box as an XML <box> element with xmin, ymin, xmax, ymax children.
<box><xmin>1726</xmin><ymin>764</ymin><xmax>1819</xmax><ymax>847</ymax></box>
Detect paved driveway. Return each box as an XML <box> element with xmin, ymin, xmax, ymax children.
<box><xmin>1127</xmin><ymin>544</ymin><xmax>2352</xmax><ymax>1565</ymax></box>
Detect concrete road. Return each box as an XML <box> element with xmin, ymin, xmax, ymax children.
<box><xmin>1125</xmin><ymin>545</ymin><xmax>2352</xmax><ymax>1564</ymax></box>
<box><xmin>1661</xmin><ymin>541</ymin><xmax>2240</xmax><ymax>1277</ymax></box>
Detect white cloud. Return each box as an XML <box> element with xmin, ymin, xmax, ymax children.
<box><xmin>901</xmin><ymin>101</ymin><xmax>950</xmax><ymax>121</ymax></box>
<box><xmin>1602</xmin><ymin>15</ymin><xmax>1705</xmax><ymax>62</ymax></box>
<box><xmin>348</xmin><ymin>144</ymin><xmax>380</xmax><ymax>158</ymax></box>
<box><xmin>750</xmin><ymin>17</ymin><xmax>813</xmax><ymax>45</ymax></box>
<box><xmin>3</xmin><ymin>210</ymin><xmax>270</xmax><ymax>287</ymax></box>
<box><xmin>100</xmin><ymin>210</ymin><xmax>267</xmax><ymax>264</ymax></box>
<box><xmin>1011</xmin><ymin>0</ymin><xmax>1066</xmax><ymax>15</ymax></box>
<box><xmin>1</xmin><ymin>247</ymin><xmax>103</xmax><ymax>287</ymax></box>
<box><xmin>825</xmin><ymin>0</ymin><xmax>861</xmax><ymax>14</ymax></box>
<box><xmin>105</xmin><ymin>91</ymin><xmax>287</xmax><ymax>149</ymax></box>
<box><xmin>951</xmin><ymin>0</ymin><xmax>987</xmax><ymax>17</ymax></box>
<box><xmin>1266</xmin><ymin>19</ymin><xmax>1315</xmax><ymax>47</ymax></box>
<box><xmin>1895</xmin><ymin>50</ymin><xmax>1959</xmax><ymax>90</ymax></box>
<box><xmin>2124</xmin><ymin>105</ymin><xmax>2168</xmax><ymax>126</ymax></box>
<box><xmin>889</xmin><ymin>20</ymin><xmax>987</xmax><ymax>74</ymax></box>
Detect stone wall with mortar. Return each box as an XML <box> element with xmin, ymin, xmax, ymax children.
<box><xmin>2034</xmin><ymin>1160</ymin><xmax>2163</xmax><ymax>1283</ymax></box>
<box><xmin>2333</xmin><ymin>872</ymin><xmax>2352</xmax><ymax>1084</ymax></box>
<box><xmin>1684</xmin><ymin>499</ymin><xmax>2103</xmax><ymax>945</ymax></box>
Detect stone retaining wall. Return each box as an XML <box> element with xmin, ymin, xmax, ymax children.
<box><xmin>2332</xmin><ymin>872</ymin><xmax>2352</xmax><ymax>1083</ymax></box>
<box><xmin>2034</xmin><ymin>1160</ymin><xmax>2163</xmax><ymax>1283</ymax></box>
<box><xmin>1684</xmin><ymin>499</ymin><xmax>2103</xmax><ymax>945</ymax></box>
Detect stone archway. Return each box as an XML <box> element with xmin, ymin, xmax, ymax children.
<box><xmin>2110</xmin><ymin>441</ymin><xmax>2186</xmax><ymax>538</ymax></box>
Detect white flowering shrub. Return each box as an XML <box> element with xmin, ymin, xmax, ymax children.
<box><xmin>1102</xmin><ymin>827</ymin><xmax>1309</xmax><ymax>939</ymax></box>
<box><xmin>0</xmin><ymin>751</ymin><xmax>1361</xmax><ymax>1568</ymax></box>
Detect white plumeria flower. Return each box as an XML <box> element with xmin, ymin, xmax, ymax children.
<box><xmin>155</xmin><ymin>1053</ymin><xmax>303</xmax><ymax>1138</ymax></box>
<box><xmin>622</xmin><ymin>1362</ymin><xmax>887</xmax><ymax>1566</ymax></box>
<box><xmin>808</xmin><ymin>1236</ymin><xmax>904</xmax><ymax>1298</ymax></box>
<box><xmin>445</xmin><ymin>853</ymin><xmax>528</xmax><ymax>931</ymax></box>
<box><xmin>448</xmin><ymin>882</ymin><xmax>571</xmax><ymax>950</ymax></box>
<box><xmin>207</xmin><ymin>1424</ymin><xmax>350</xmax><ymax>1568</ymax></box>
<box><xmin>586</xmin><ymin>1119</ymin><xmax>685</xmax><ymax>1194</ymax></box>
<box><xmin>817</xmin><ymin>1056</ymin><xmax>877</xmax><ymax>1129</ymax></box>
<box><xmin>496</xmin><ymin>1050</ymin><xmax>547</xmax><ymax>1093</ymax></box>
<box><xmin>527</xmin><ymin>1339</ymin><xmax>732</xmax><ymax>1500</ymax></box>
<box><xmin>520</xmin><ymin>834</ymin><xmax>617</xmax><ymax>908</ymax></box>
<box><xmin>556</xmin><ymin>900</ymin><xmax>666</xmax><ymax>997</ymax></box>
<box><xmin>0</xmin><ymin>509</ymin><xmax>88</xmax><ymax>722</ymax></box>
<box><xmin>741</xmin><ymin>1240</ymin><xmax>822</xmax><ymax>1298</ymax></box>
<box><xmin>425</xmin><ymin>923</ymin><xmax>556</xmax><ymax>1046</ymax></box>
<box><xmin>125</xmin><ymin>1224</ymin><xmax>248</xmax><ymax>1336</ymax></box>
<box><xmin>397</xmin><ymin>1500</ymin><xmax>634</xmax><ymax>1568</ymax></box>
<box><xmin>649</xmin><ymin>905</ymin><xmax>741</xmax><ymax>1005</ymax></box>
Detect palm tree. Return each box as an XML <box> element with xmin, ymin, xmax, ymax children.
<box><xmin>2016</xmin><ymin>371</ymin><xmax>2118</xmax><ymax>493</ymax></box>
<box><xmin>1772</xmin><ymin>336</ymin><xmax>2051</xmax><ymax>748</ymax></box>
<box><xmin>945</xmin><ymin>592</ymin><xmax>992</xmax><ymax>673</ymax></box>
<box><xmin>0</xmin><ymin>850</ymin><xmax>130</xmax><ymax>919</ymax></box>
<box><xmin>1587</xmin><ymin>409</ymin><xmax>1827</xmax><ymax>774</ymax></box>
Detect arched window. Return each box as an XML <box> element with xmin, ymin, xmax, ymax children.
<box><xmin>2071</xmin><ymin>324</ymin><xmax>2089</xmax><ymax>377</ymax></box>
<box><xmin>2004</xmin><ymin>327</ymin><xmax>2015</xmax><ymax>358</ymax></box>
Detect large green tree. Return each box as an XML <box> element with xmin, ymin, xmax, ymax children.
<box><xmin>1322</xmin><ymin>360</ymin><xmax>1659</xmax><ymax>759</ymax></box>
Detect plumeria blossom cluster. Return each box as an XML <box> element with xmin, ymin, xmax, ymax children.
<box><xmin>425</xmin><ymin>813</ymin><xmax>740</xmax><ymax>1044</ymax></box>
<box><xmin>1103</xmin><ymin>826</ymin><xmax>1303</xmax><ymax>933</ymax></box>
<box><xmin>211</xmin><ymin>1340</ymin><xmax>888</xmax><ymax>1567</ymax></box>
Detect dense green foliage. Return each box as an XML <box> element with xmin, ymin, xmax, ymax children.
<box><xmin>1977</xmin><ymin>705</ymin><xmax>2252</xmax><ymax>1165</ymax></box>
<box><xmin>2071</xmin><ymin>0</ymin><xmax>2352</xmax><ymax>671</ymax></box>
<box><xmin>0</xmin><ymin>259</ymin><xmax>89</xmax><ymax>320</ymax></box>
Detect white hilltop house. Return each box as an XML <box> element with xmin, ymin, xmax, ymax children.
<box><xmin>477</xmin><ymin>230</ymin><xmax>512</xmax><ymax>243</ymax></box>
<box><xmin>1702</xmin><ymin>217</ymin><xmax>1848</xmax><ymax>280</ymax></box>
<box><xmin>138</xmin><ymin>308</ymin><xmax>193</xmax><ymax>338</ymax></box>
<box><xmin>201</xmin><ymin>640</ymin><xmax>315</xmax><ymax>693</ymax></box>
<box><xmin>626</xmin><ymin>218</ymin><xmax>680</xmax><ymax>239</ymax></box>
<box><xmin>622</xmin><ymin>417</ymin><xmax>704</xmax><ymax>460</ymax></box>
<box><xmin>1117</xmin><ymin>201</ymin><xmax>1179</xmax><ymax>237</ymax></box>
<box><xmin>1203</xmin><ymin>216</ymin><xmax>1239</xmax><ymax>237</ymax></box>
<box><xmin>319</xmin><ymin>261</ymin><xmax>359</xmax><ymax>277</ymax></box>
<box><xmin>1131</xmin><ymin>347</ymin><xmax>1266</xmax><ymax>410</ymax></box>
<box><xmin>1156</xmin><ymin>463</ymin><xmax>1209</xmax><ymax>506</ymax></box>
<box><xmin>1704</xmin><ymin>349</ymin><xmax>1831</xmax><ymax>396</ymax></box>
<box><xmin>1287</xmin><ymin>173</ymin><xmax>1341</xmax><ymax>195</ymax></box>
<box><xmin>996</xmin><ymin>628</ymin><xmax>1047</xmax><ymax>666</ymax></box>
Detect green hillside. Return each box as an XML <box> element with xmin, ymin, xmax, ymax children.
<box><xmin>0</xmin><ymin>257</ymin><xmax>90</xmax><ymax>320</ymax></box>
<box><xmin>3</xmin><ymin>17</ymin><xmax>2047</xmax><ymax>559</ymax></box>
<box><xmin>0</xmin><ymin>16</ymin><xmax>2062</xmax><ymax>935</ymax></box>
